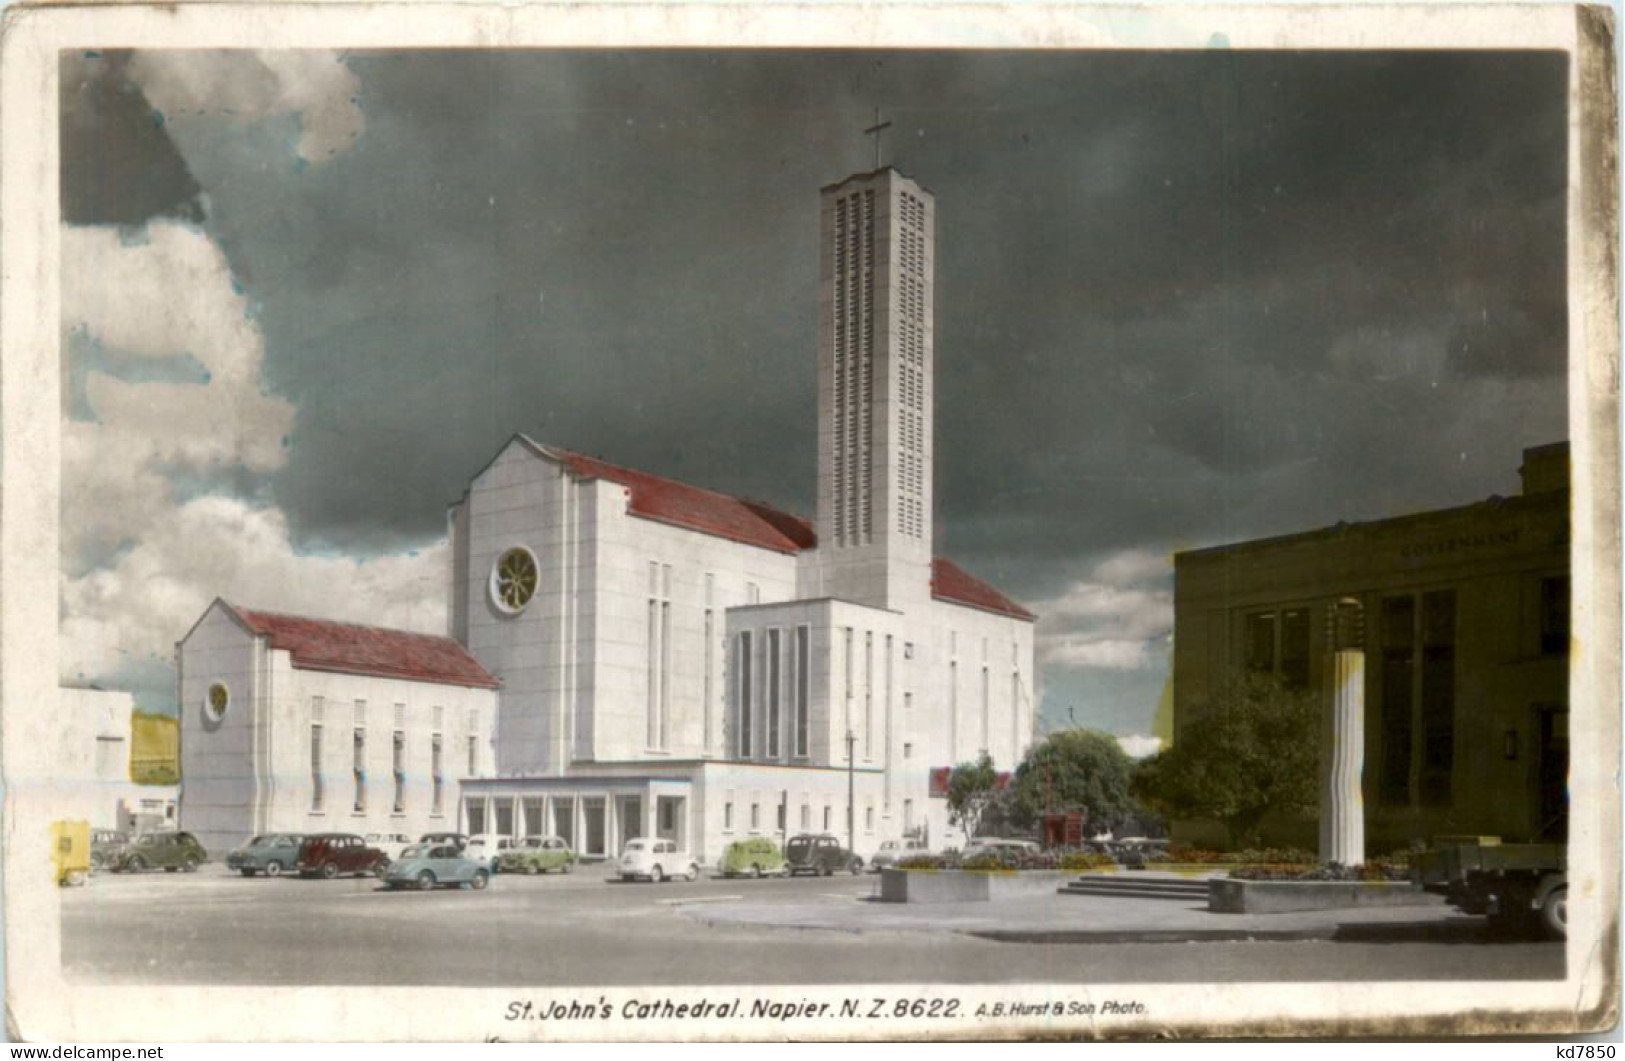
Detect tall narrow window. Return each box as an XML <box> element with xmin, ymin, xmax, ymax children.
<box><xmin>467</xmin><ymin>734</ymin><xmax>478</xmax><ymax>776</ymax></box>
<box><xmin>1280</xmin><ymin>609</ymin><xmax>1311</xmax><ymax>690</ymax></box>
<box><xmin>704</xmin><ymin>573</ymin><xmax>716</xmax><ymax>753</ymax></box>
<box><xmin>1245</xmin><ymin>613</ymin><xmax>1277</xmax><ymax>673</ymax></box>
<box><xmin>884</xmin><ymin>634</ymin><xmax>894</xmax><ymax>805</ymax></box>
<box><xmin>980</xmin><ymin>666</ymin><xmax>991</xmax><ymax>755</ymax></box>
<box><xmin>737</xmin><ymin>631</ymin><xmax>754</xmax><ymax>758</ymax></box>
<box><xmin>766</xmin><ymin>629</ymin><xmax>782</xmax><ymax>758</ymax></box>
<box><xmin>794</xmin><ymin>626</ymin><xmax>811</xmax><ymax>757</ymax></box>
<box><xmin>392</xmin><ymin>730</ymin><xmax>406</xmax><ymax>813</ymax></box>
<box><xmin>645</xmin><ymin>561</ymin><xmax>672</xmax><ymax>750</ymax></box>
<box><xmin>352</xmin><ymin>727</ymin><xmax>366</xmax><ymax>813</ymax></box>
<box><xmin>431</xmin><ymin>733</ymin><xmax>444</xmax><ymax>815</ymax></box>
<box><xmin>949</xmin><ymin>660</ymin><xmax>959</xmax><ymax>762</ymax></box>
<box><xmin>1420</xmin><ymin>591</ymin><xmax>1456</xmax><ymax>806</ymax></box>
<box><xmin>864</xmin><ymin>632</ymin><xmax>874</xmax><ymax>758</ymax></box>
<box><xmin>1380</xmin><ymin>596</ymin><xmax>1416</xmax><ymax>806</ymax></box>
<box><xmin>310</xmin><ymin>723</ymin><xmax>324</xmax><ymax>812</ymax></box>
<box><xmin>1541</xmin><ymin>576</ymin><xmax>1571</xmax><ymax>656</ymax></box>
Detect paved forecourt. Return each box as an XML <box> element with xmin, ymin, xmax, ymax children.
<box><xmin>61</xmin><ymin>863</ymin><xmax>1564</xmax><ymax>987</ymax></box>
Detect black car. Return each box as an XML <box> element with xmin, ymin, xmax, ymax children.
<box><xmin>785</xmin><ymin>833</ymin><xmax>863</xmax><ymax>876</ymax></box>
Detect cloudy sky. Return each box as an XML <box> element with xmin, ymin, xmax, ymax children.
<box><xmin>59</xmin><ymin>48</ymin><xmax>1568</xmax><ymax>749</ymax></box>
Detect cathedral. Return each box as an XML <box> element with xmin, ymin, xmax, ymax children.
<box><xmin>178</xmin><ymin>165</ymin><xmax>1039</xmax><ymax>861</ymax></box>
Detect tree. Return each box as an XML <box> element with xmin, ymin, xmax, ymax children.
<box><xmin>1008</xmin><ymin>729</ymin><xmax>1137</xmax><ymax>833</ymax></box>
<box><xmin>1131</xmin><ymin>672</ymin><xmax>1318</xmax><ymax>849</ymax></box>
<box><xmin>945</xmin><ymin>752</ymin><xmax>1000</xmax><ymax>841</ymax></box>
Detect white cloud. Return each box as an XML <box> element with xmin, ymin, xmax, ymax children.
<box><xmin>127</xmin><ymin>50</ymin><xmax>364</xmax><ymax>164</ymax></box>
<box><xmin>60</xmin><ymin>218</ymin><xmax>445</xmax><ymax>693</ymax></box>
<box><xmin>1116</xmin><ymin>733</ymin><xmax>1162</xmax><ymax>759</ymax></box>
<box><xmin>1034</xmin><ymin>551</ymin><xmax>1172</xmax><ymax>673</ymax></box>
<box><xmin>62</xmin><ymin>497</ymin><xmax>447</xmax><ymax>676</ymax></box>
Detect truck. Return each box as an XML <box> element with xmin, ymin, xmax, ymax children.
<box><xmin>1412</xmin><ymin>835</ymin><xmax>1567</xmax><ymax>939</ymax></box>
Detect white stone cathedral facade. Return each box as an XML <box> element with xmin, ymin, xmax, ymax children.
<box><xmin>178</xmin><ymin>166</ymin><xmax>1038</xmax><ymax>860</ymax></box>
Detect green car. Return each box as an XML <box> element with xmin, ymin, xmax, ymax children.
<box><xmin>497</xmin><ymin>835</ymin><xmax>577</xmax><ymax>875</ymax></box>
<box><xmin>110</xmin><ymin>831</ymin><xmax>208</xmax><ymax>873</ymax></box>
<box><xmin>718</xmin><ymin>837</ymin><xmax>788</xmax><ymax>878</ymax></box>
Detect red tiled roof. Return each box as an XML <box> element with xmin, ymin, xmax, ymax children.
<box><xmin>931</xmin><ymin>558</ymin><xmax>1036</xmax><ymax>621</ymax></box>
<box><xmin>526</xmin><ymin>441</ymin><xmax>1034</xmax><ymax>621</ymax></box>
<box><xmin>541</xmin><ymin>445</ymin><xmax>816</xmax><ymax>555</ymax></box>
<box><xmin>225</xmin><ymin>604</ymin><xmax>500</xmax><ymax>690</ymax></box>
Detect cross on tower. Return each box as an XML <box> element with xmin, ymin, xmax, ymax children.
<box><xmin>863</xmin><ymin>107</ymin><xmax>893</xmax><ymax>170</ymax></box>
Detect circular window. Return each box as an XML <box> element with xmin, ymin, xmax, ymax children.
<box><xmin>205</xmin><ymin>682</ymin><xmax>230</xmax><ymax>722</ymax></box>
<box><xmin>490</xmin><ymin>546</ymin><xmax>540</xmax><ymax>614</ymax></box>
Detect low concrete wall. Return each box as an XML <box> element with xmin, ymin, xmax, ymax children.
<box><xmin>879</xmin><ymin>869</ymin><xmax>1072</xmax><ymax>904</ymax></box>
<box><xmin>1208</xmin><ymin>877</ymin><xmax>1435</xmax><ymax>914</ymax></box>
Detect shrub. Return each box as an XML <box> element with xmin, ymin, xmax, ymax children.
<box><xmin>1150</xmin><ymin>845</ymin><xmax>1229</xmax><ymax>864</ymax></box>
<box><xmin>959</xmin><ymin>853</ymin><xmax>1008</xmax><ymax>871</ymax></box>
<box><xmin>1228</xmin><ymin>861</ymin><xmax>1413</xmax><ymax>882</ymax></box>
<box><xmin>896</xmin><ymin>855</ymin><xmax>949</xmax><ymax>871</ymax></box>
<box><xmin>1060</xmin><ymin>851</ymin><xmax>1116</xmax><ymax>872</ymax></box>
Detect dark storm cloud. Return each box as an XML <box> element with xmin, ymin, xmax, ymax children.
<box><xmin>69</xmin><ymin>49</ymin><xmax>1569</xmax><ymax>730</ymax></box>
<box><xmin>60</xmin><ymin>52</ymin><xmax>203</xmax><ymax>226</ymax></box>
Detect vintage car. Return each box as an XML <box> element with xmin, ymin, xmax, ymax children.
<box><xmin>384</xmin><ymin>843</ymin><xmax>491</xmax><ymax>891</ymax></box>
<box><xmin>364</xmin><ymin>832</ymin><xmax>415</xmax><ymax>862</ymax></box>
<box><xmin>498</xmin><ymin>836</ymin><xmax>577</xmax><ymax>875</ymax></box>
<box><xmin>867</xmin><ymin>838</ymin><xmax>930</xmax><ymax>873</ymax></box>
<box><xmin>960</xmin><ymin>837</ymin><xmax>1041</xmax><ymax>863</ymax></box>
<box><xmin>718</xmin><ymin>837</ymin><xmax>788</xmax><ymax>878</ymax></box>
<box><xmin>90</xmin><ymin>828</ymin><xmax>132</xmax><ymax>873</ymax></box>
<box><xmin>615</xmin><ymin>838</ymin><xmax>699</xmax><ymax>883</ymax></box>
<box><xmin>109</xmin><ymin>831</ymin><xmax>208</xmax><ymax>873</ymax></box>
<box><xmin>784</xmin><ymin>833</ymin><xmax>863</xmax><ymax>876</ymax></box>
<box><xmin>225</xmin><ymin>833</ymin><xmax>305</xmax><ymax>877</ymax></box>
<box><xmin>420</xmin><ymin>831</ymin><xmax>469</xmax><ymax>851</ymax></box>
<box><xmin>295</xmin><ymin>833</ymin><xmax>389</xmax><ymax>879</ymax></box>
<box><xmin>463</xmin><ymin>834</ymin><xmax>518</xmax><ymax>872</ymax></box>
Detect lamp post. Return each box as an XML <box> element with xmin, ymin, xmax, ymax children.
<box><xmin>846</xmin><ymin>729</ymin><xmax>857</xmax><ymax>854</ymax></box>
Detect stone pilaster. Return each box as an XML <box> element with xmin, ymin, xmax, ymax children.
<box><xmin>1319</xmin><ymin>599</ymin><xmax>1366</xmax><ymax>867</ymax></box>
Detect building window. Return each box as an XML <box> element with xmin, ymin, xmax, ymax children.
<box><xmin>750</xmin><ymin>802</ymin><xmax>760</xmax><ymax>830</ymax></box>
<box><xmin>431</xmin><ymin>733</ymin><xmax>443</xmax><ymax>816</ymax></box>
<box><xmin>1378</xmin><ymin>591</ymin><xmax>1457</xmax><ymax>808</ymax></box>
<box><xmin>903</xmin><ymin>641</ymin><xmax>915</xmax><ymax>660</ymax></box>
<box><xmin>723</xmin><ymin>801</ymin><xmax>734</xmax><ymax>830</ymax></box>
<box><xmin>794</xmin><ymin>626</ymin><xmax>811</xmax><ymax>757</ymax></box>
<box><xmin>864</xmin><ymin>632</ymin><xmax>874</xmax><ymax>758</ymax></box>
<box><xmin>704</xmin><ymin>589</ymin><xmax>716</xmax><ymax>753</ymax></box>
<box><xmin>823</xmin><ymin>805</ymin><xmax>832</xmax><ymax>831</ymax></box>
<box><xmin>903</xmin><ymin>742</ymin><xmax>913</xmax><ymax>760</ymax></box>
<box><xmin>980</xmin><ymin>665</ymin><xmax>990</xmax><ymax>754</ymax></box>
<box><xmin>467</xmin><ymin>734</ymin><xmax>478</xmax><ymax>776</ymax></box>
<box><xmin>392</xmin><ymin>730</ymin><xmax>406</xmax><ymax>813</ymax></box>
<box><xmin>777</xmin><ymin>802</ymin><xmax>787</xmax><ymax>832</ymax></box>
<box><xmin>737</xmin><ymin>631</ymin><xmax>754</xmax><ymax>758</ymax></box>
<box><xmin>766</xmin><ymin>628</ymin><xmax>782</xmax><ymax>758</ymax></box>
<box><xmin>466</xmin><ymin>799</ymin><xmax>486</xmax><ymax>836</ymax></box>
<box><xmin>310</xmin><ymin>724</ymin><xmax>324</xmax><ymax>812</ymax></box>
<box><xmin>800</xmin><ymin>803</ymin><xmax>810</xmax><ymax>829</ymax></box>
<box><xmin>352</xmin><ymin>727</ymin><xmax>366</xmax><ymax>813</ymax></box>
<box><xmin>646</xmin><ymin>561</ymin><xmax>672</xmax><ymax>750</ymax></box>
<box><xmin>1541</xmin><ymin>576</ymin><xmax>1571</xmax><ymax>656</ymax></box>
<box><xmin>1245</xmin><ymin>608</ymin><xmax>1311</xmax><ymax>690</ymax></box>
<box><xmin>1419</xmin><ymin>590</ymin><xmax>1456</xmax><ymax>807</ymax></box>
<box><xmin>865</xmin><ymin>805</ymin><xmax>874</xmax><ymax>832</ymax></box>
<box><xmin>904</xmin><ymin>799</ymin><xmax>914</xmax><ymax>832</ymax></box>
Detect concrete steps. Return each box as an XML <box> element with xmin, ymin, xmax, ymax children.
<box><xmin>1059</xmin><ymin>874</ymin><xmax>1211</xmax><ymax>902</ymax></box>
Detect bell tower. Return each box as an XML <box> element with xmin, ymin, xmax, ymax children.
<box><xmin>811</xmin><ymin>165</ymin><xmax>935</xmax><ymax>610</ymax></box>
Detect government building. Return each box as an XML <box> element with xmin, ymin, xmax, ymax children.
<box><xmin>178</xmin><ymin>165</ymin><xmax>1039</xmax><ymax>860</ymax></box>
<box><xmin>1171</xmin><ymin>442</ymin><xmax>1570</xmax><ymax>852</ymax></box>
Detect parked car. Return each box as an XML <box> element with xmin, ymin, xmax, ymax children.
<box><xmin>226</xmin><ymin>833</ymin><xmax>305</xmax><ymax>877</ymax></box>
<box><xmin>718</xmin><ymin>837</ymin><xmax>788</xmax><ymax>878</ymax></box>
<box><xmin>785</xmin><ymin>833</ymin><xmax>863</xmax><ymax>876</ymax></box>
<box><xmin>295</xmin><ymin>833</ymin><xmax>389</xmax><ymax>879</ymax></box>
<box><xmin>616</xmin><ymin>838</ymin><xmax>699</xmax><ymax>882</ymax></box>
<box><xmin>498</xmin><ymin>836</ymin><xmax>577</xmax><ymax>875</ymax></box>
<box><xmin>90</xmin><ymin>828</ymin><xmax>132</xmax><ymax>873</ymax></box>
<box><xmin>384</xmin><ymin>843</ymin><xmax>491</xmax><ymax>891</ymax></box>
<box><xmin>463</xmin><ymin>834</ymin><xmax>518</xmax><ymax>872</ymax></box>
<box><xmin>960</xmin><ymin>837</ymin><xmax>1041</xmax><ymax>863</ymax></box>
<box><xmin>868</xmin><ymin>838</ymin><xmax>930</xmax><ymax>872</ymax></box>
<box><xmin>364</xmin><ymin>833</ymin><xmax>415</xmax><ymax>862</ymax></box>
<box><xmin>109</xmin><ymin>831</ymin><xmax>208</xmax><ymax>873</ymax></box>
<box><xmin>420</xmin><ymin>831</ymin><xmax>469</xmax><ymax>852</ymax></box>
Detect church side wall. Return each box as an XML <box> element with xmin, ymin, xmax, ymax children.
<box><xmin>178</xmin><ymin>606</ymin><xmax>259</xmax><ymax>853</ymax></box>
<box><xmin>586</xmin><ymin>504</ymin><xmax>798</xmax><ymax>763</ymax></box>
<box><xmin>271</xmin><ymin>669</ymin><xmax>496</xmax><ymax>843</ymax></box>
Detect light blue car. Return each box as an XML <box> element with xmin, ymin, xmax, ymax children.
<box><xmin>383</xmin><ymin>843</ymin><xmax>490</xmax><ymax>891</ymax></box>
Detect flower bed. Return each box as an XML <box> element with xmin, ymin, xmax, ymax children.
<box><xmin>1229</xmin><ymin>860</ymin><xmax>1410</xmax><ymax>883</ymax></box>
<box><xmin>895</xmin><ymin>846</ymin><xmax>1115</xmax><ymax>873</ymax></box>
